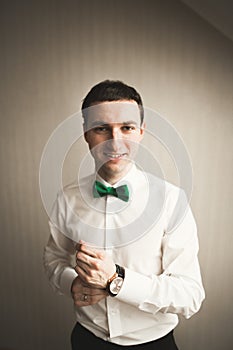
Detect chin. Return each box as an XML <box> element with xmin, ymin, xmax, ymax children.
<box><xmin>107</xmin><ymin>162</ymin><xmax>131</xmax><ymax>175</ymax></box>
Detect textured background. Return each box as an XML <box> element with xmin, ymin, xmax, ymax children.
<box><xmin>0</xmin><ymin>0</ymin><xmax>232</xmax><ymax>349</ymax></box>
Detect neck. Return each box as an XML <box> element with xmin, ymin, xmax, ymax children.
<box><xmin>97</xmin><ymin>163</ymin><xmax>133</xmax><ymax>185</ymax></box>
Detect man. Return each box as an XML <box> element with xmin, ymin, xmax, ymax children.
<box><xmin>43</xmin><ymin>80</ymin><xmax>205</xmax><ymax>349</ymax></box>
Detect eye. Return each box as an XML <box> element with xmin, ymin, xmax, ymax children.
<box><xmin>93</xmin><ymin>126</ymin><xmax>109</xmax><ymax>133</ymax></box>
<box><xmin>121</xmin><ymin>125</ymin><xmax>137</xmax><ymax>133</ymax></box>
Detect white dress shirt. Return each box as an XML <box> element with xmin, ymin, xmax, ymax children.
<box><xmin>43</xmin><ymin>164</ymin><xmax>205</xmax><ymax>346</ymax></box>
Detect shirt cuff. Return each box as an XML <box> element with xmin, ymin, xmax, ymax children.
<box><xmin>60</xmin><ymin>267</ymin><xmax>78</xmax><ymax>297</ymax></box>
<box><xmin>116</xmin><ymin>268</ymin><xmax>152</xmax><ymax>306</ymax></box>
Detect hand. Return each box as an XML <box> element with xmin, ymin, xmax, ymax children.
<box><xmin>71</xmin><ymin>275</ymin><xmax>108</xmax><ymax>307</ymax></box>
<box><xmin>74</xmin><ymin>241</ymin><xmax>116</xmax><ymax>289</ymax></box>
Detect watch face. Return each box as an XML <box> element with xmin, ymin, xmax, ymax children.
<box><xmin>110</xmin><ymin>277</ymin><xmax>124</xmax><ymax>295</ymax></box>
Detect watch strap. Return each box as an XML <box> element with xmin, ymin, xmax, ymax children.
<box><xmin>116</xmin><ymin>264</ymin><xmax>125</xmax><ymax>279</ymax></box>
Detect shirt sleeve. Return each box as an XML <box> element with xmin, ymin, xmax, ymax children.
<box><xmin>116</xmin><ymin>188</ymin><xmax>205</xmax><ymax>319</ymax></box>
<box><xmin>43</xmin><ymin>195</ymin><xmax>78</xmax><ymax>297</ymax></box>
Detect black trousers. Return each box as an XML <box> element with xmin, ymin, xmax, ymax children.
<box><xmin>71</xmin><ymin>322</ymin><xmax>179</xmax><ymax>350</ymax></box>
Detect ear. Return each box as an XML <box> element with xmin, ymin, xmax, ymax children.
<box><xmin>84</xmin><ymin>131</ymin><xmax>89</xmax><ymax>143</ymax></box>
<box><xmin>83</xmin><ymin>122</ymin><xmax>89</xmax><ymax>142</ymax></box>
<box><xmin>139</xmin><ymin>122</ymin><xmax>146</xmax><ymax>138</ymax></box>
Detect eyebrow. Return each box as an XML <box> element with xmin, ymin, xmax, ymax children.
<box><xmin>89</xmin><ymin>120</ymin><xmax>139</xmax><ymax>127</ymax></box>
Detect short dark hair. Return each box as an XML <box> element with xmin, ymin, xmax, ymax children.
<box><xmin>81</xmin><ymin>80</ymin><xmax>144</xmax><ymax>125</ymax></box>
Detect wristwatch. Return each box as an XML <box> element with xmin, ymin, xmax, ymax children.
<box><xmin>106</xmin><ymin>264</ymin><xmax>125</xmax><ymax>297</ymax></box>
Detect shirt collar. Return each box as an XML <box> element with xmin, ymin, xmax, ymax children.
<box><xmin>94</xmin><ymin>163</ymin><xmax>149</xmax><ymax>201</ymax></box>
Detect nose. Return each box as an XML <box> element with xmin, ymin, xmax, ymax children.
<box><xmin>106</xmin><ymin>127</ymin><xmax>123</xmax><ymax>151</ymax></box>
<box><xmin>110</xmin><ymin>126</ymin><xmax>121</xmax><ymax>140</ymax></box>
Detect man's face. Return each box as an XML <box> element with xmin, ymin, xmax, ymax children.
<box><xmin>84</xmin><ymin>100</ymin><xmax>145</xmax><ymax>183</ymax></box>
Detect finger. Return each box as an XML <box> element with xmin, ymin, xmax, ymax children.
<box><xmin>84</xmin><ymin>287</ymin><xmax>108</xmax><ymax>296</ymax></box>
<box><xmin>76</xmin><ymin>241</ymin><xmax>105</xmax><ymax>266</ymax></box>
<box><xmin>74</xmin><ymin>264</ymin><xmax>89</xmax><ymax>278</ymax></box>
<box><xmin>78</xmin><ymin>242</ymin><xmax>104</xmax><ymax>259</ymax></box>
<box><xmin>75</xmin><ymin>247</ymin><xmax>97</xmax><ymax>265</ymax></box>
<box><xmin>76</xmin><ymin>250</ymin><xmax>100</xmax><ymax>268</ymax></box>
<box><xmin>75</xmin><ymin>239</ymin><xmax>86</xmax><ymax>251</ymax></box>
<box><xmin>73</xmin><ymin>292</ymin><xmax>108</xmax><ymax>307</ymax></box>
<box><xmin>72</xmin><ymin>293</ymin><xmax>83</xmax><ymax>301</ymax></box>
<box><xmin>74</xmin><ymin>264</ymin><xmax>96</xmax><ymax>284</ymax></box>
<box><xmin>72</xmin><ymin>289</ymin><xmax>104</xmax><ymax>302</ymax></box>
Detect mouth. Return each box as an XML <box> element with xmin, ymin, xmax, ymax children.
<box><xmin>104</xmin><ymin>152</ymin><xmax>127</xmax><ymax>160</ymax></box>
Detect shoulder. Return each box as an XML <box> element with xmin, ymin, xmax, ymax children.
<box><xmin>144</xmin><ymin>171</ymin><xmax>183</xmax><ymax>198</ymax></box>
<box><xmin>54</xmin><ymin>174</ymin><xmax>95</xmax><ymax>207</ymax></box>
<box><xmin>144</xmin><ymin>171</ymin><xmax>189</xmax><ymax>219</ymax></box>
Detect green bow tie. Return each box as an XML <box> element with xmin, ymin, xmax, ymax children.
<box><xmin>93</xmin><ymin>181</ymin><xmax>129</xmax><ymax>202</ymax></box>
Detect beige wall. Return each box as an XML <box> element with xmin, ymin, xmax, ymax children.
<box><xmin>0</xmin><ymin>0</ymin><xmax>232</xmax><ymax>349</ymax></box>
